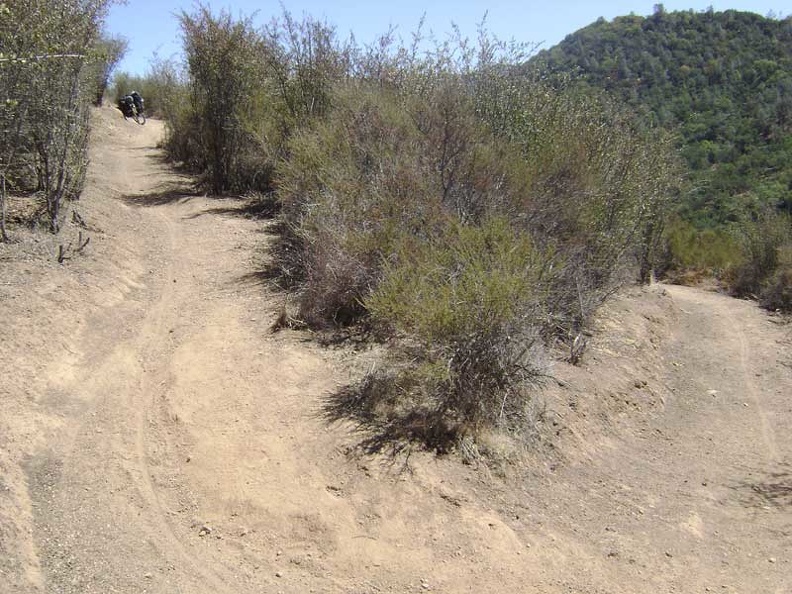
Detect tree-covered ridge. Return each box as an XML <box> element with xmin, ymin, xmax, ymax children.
<box><xmin>532</xmin><ymin>8</ymin><xmax>792</xmax><ymax>226</ymax></box>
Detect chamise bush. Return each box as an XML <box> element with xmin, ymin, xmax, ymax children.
<box><xmin>366</xmin><ymin>218</ymin><xmax>552</xmax><ymax>437</ymax></box>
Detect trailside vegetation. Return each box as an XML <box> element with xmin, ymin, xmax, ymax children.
<box><xmin>92</xmin><ymin>34</ymin><xmax>127</xmax><ymax>106</ymax></box>
<box><xmin>0</xmin><ymin>0</ymin><xmax>121</xmax><ymax>238</ymax></box>
<box><xmin>158</xmin><ymin>5</ymin><xmax>681</xmax><ymax>448</ymax></box>
<box><xmin>531</xmin><ymin>7</ymin><xmax>792</xmax><ymax>310</ymax></box>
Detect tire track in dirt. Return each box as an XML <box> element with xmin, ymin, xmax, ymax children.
<box><xmin>735</xmin><ymin>316</ymin><xmax>780</xmax><ymax>463</ymax></box>
<box><xmin>508</xmin><ymin>285</ymin><xmax>792</xmax><ymax>593</ymax></box>
<box><xmin>664</xmin><ymin>285</ymin><xmax>785</xmax><ymax>466</ymax></box>
<box><xmin>21</xmin><ymin>114</ymin><xmax>232</xmax><ymax>594</ymax></box>
<box><xmin>126</xmin><ymin>208</ymin><xmax>232</xmax><ymax>593</ymax></box>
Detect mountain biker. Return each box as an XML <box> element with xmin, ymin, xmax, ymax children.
<box><xmin>130</xmin><ymin>91</ymin><xmax>144</xmax><ymax>115</ymax></box>
<box><xmin>118</xmin><ymin>94</ymin><xmax>135</xmax><ymax>117</ymax></box>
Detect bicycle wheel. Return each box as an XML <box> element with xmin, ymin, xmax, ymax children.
<box><xmin>134</xmin><ymin>110</ymin><xmax>146</xmax><ymax>125</ymax></box>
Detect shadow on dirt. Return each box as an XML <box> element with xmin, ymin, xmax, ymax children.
<box><xmin>135</xmin><ymin>151</ymin><xmax>177</xmax><ymax>169</ymax></box>
<box><xmin>232</xmin><ymin>220</ymin><xmax>302</xmax><ymax>290</ymax></box>
<box><xmin>733</xmin><ymin>463</ymin><xmax>792</xmax><ymax>509</ymax></box>
<box><xmin>321</xmin><ymin>372</ymin><xmax>456</xmax><ymax>457</ymax></box>
<box><xmin>122</xmin><ymin>185</ymin><xmax>200</xmax><ymax>207</ymax></box>
<box><xmin>237</xmin><ymin>270</ymin><xmax>273</xmax><ymax>287</ymax></box>
<box><xmin>121</xmin><ymin>184</ymin><xmax>279</xmax><ymax>221</ymax></box>
<box><xmin>182</xmin><ymin>194</ymin><xmax>278</xmax><ymax>220</ymax></box>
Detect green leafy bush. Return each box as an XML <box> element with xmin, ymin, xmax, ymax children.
<box><xmin>178</xmin><ymin>6</ymin><xmax>268</xmax><ymax>193</ymax></box>
<box><xmin>91</xmin><ymin>34</ymin><xmax>127</xmax><ymax>106</ymax></box>
<box><xmin>662</xmin><ymin>217</ymin><xmax>743</xmax><ymax>279</ymax></box>
<box><xmin>111</xmin><ymin>63</ymin><xmax>173</xmax><ymax>119</ymax></box>
<box><xmin>268</xmin><ymin>34</ymin><xmax>679</xmax><ymax>446</ymax></box>
<box><xmin>760</xmin><ymin>243</ymin><xmax>792</xmax><ymax>311</ymax></box>
<box><xmin>730</xmin><ymin>210</ymin><xmax>792</xmax><ymax>307</ymax></box>
<box><xmin>475</xmin><ymin>80</ymin><xmax>682</xmax><ymax>333</ymax></box>
<box><xmin>530</xmin><ymin>9</ymin><xmax>792</xmax><ymax>309</ymax></box>
<box><xmin>366</xmin><ymin>218</ymin><xmax>551</xmax><ymax>437</ymax></box>
<box><xmin>275</xmin><ymin>84</ymin><xmax>438</xmax><ymax>324</ymax></box>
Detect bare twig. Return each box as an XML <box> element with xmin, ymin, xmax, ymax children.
<box><xmin>0</xmin><ymin>174</ymin><xmax>8</xmax><ymax>242</ymax></box>
<box><xmin>71</xmin><ymin>209</ymin><xmax>88</xmax><ymax>229</ymax></box>
<box><xmin>75</xmin><ymin>231</ymin><xmax>90</xmax><ymax>253</ymax></box>
<box><xmin>0</xmin><ymin>53</ymin><xmax>85</xmax><ymax>64</ymax></box>
<box><xmin>56</xmin><ymin>231</ymin><xmax>90</xmax><ymax>263</ymax></box>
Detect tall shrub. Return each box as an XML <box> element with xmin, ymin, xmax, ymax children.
<box><xmin>367</xmin><ymin>218</ymin><xmax>552</xmax><ymax>436</ymax></box>
<box><xmin>271</xmin><ymin>32</ymin><xmax>681</xmax><ymax>445</ymax></box>
<box><xmin>91</xmin><ymin>34</ymin><xmax>127</xmax><ymax>106</ymax></box>
<box><xmin>0</xmin><ymin>0</ymin><xmax>111</xmax><ymax>234</ymax></box>
<box><xmin>179</xmin><ymin>5</ymin><xmax>266</xmax><ymax>193</ymax></box>
<box><xmin>472</xmin><ymin>78</ymin><xmax>682</xmax><ymax>336</ymax></box>
<box><xmin>275</xmin><ymin>84</ymin><xmax>437</xmax><ymax>323</ymax></box>
<box><xmin>730</xmin><ymin>208</ymin><xmax>792</xmax><ymax>308</ymax></box>
<box><xmin>261</xmin><ymin>11</ymin><xmax>350</xmax><ymax>126</ymax></box>
<box><xmin>157</xmin><ymin>11</ymin><xmax>683</xmax><ymax>443</ymax></box>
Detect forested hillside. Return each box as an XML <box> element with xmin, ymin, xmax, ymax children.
<box><xmin>532</xmin><ymin>7</ymin><xmax>792</xmax><ymax>226</ymax></box>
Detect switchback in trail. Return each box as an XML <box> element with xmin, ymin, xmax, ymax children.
<box><xmin>1</xmin><ymin>105</ymin><xmax>790</xmax><ymax>593</ymax></box>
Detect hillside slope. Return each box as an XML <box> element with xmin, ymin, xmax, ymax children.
<box><xmin>0</xmin><ymin>105</ymin><xmax>790</xmax><ymax>593</ymax></box>
<box><xmin>532</xmin><ymin>9</ymin><xmax>792</xmax><ymax>224</ymax></box>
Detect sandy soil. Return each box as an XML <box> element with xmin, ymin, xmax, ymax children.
<box><xmin>1</xmin><ymin>105</ymin><xmax>790</xmax><ymax>593</ymax></box>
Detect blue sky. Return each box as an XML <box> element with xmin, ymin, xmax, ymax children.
<box><xmin>106</xmin><ymin>1</ymin><xmax>785</xmax><ymax>76</ymax></box>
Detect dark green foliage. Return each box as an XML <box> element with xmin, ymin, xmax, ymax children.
<box><xmin>730</xmin><ymin>210</ymin><xmax>792</xmax><ymax>306</ymax></box>
<box><xmin>533</xmin><ymin>9</ymin><xmax>792</xmax><ymax>225</ymax></box>
<box><xmin>531</xmin><ymin>9</ymin><xmax>792</xmax><ymax>308</ymax></box>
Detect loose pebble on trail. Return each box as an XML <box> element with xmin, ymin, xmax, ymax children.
<box><xmin>1</xmin><ymin>105</ymin><xmax>790</xmax><ymax>593</ymax></box>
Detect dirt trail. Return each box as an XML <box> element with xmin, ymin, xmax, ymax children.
<box><xmin>1</xmin><ymin>106</ymin><xmax>790</xmax><ymax>593</ymax></box>
<box><xmin>518</xmin><ymin>285</ymin><xmax>792</xmax><ymax>593</ymax></box>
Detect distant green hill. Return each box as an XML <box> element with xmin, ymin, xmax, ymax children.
<box><xmin>531</xmin><ymin>7</ymin><xmax>792</xmax><ymax>226</ymax></box>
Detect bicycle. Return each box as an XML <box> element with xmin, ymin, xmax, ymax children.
<box><xmin>118</xmin><ymin>97</ymin><xmax>146</xmax><ymax>125</ymax></box>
